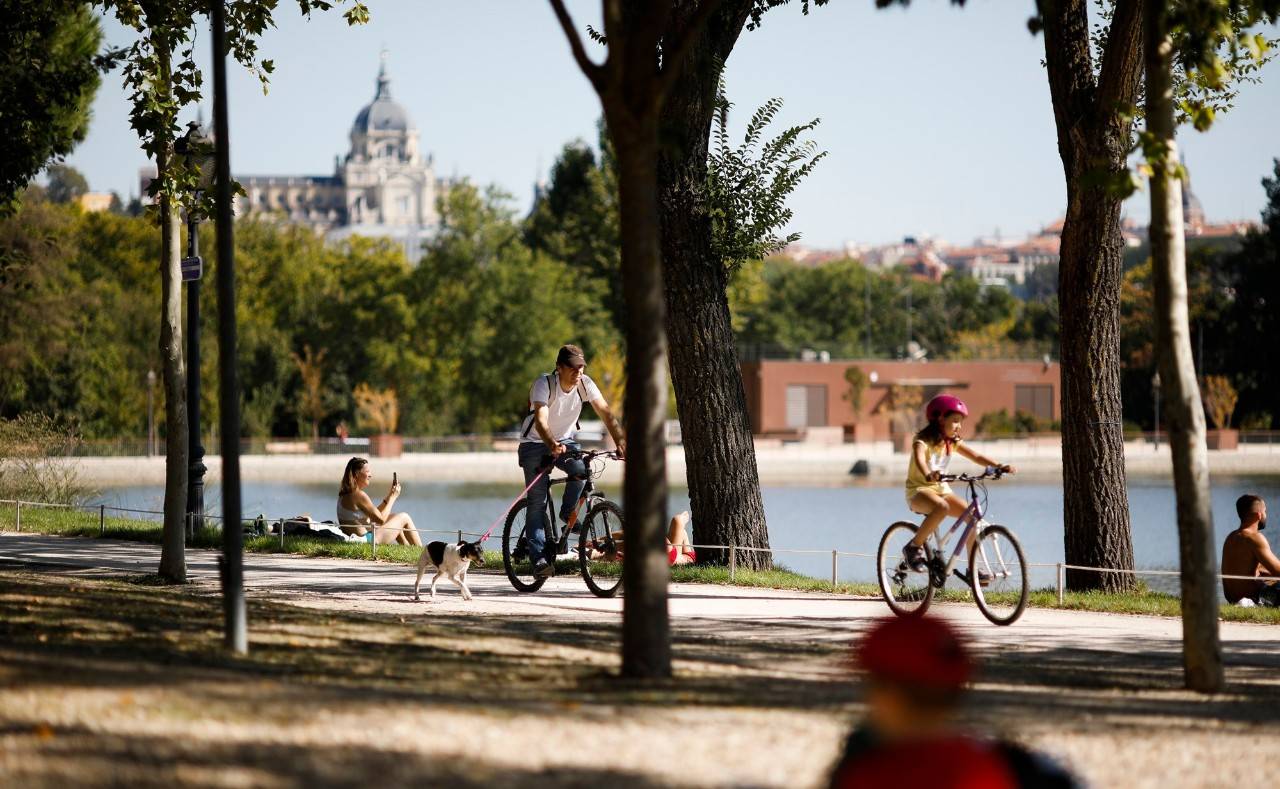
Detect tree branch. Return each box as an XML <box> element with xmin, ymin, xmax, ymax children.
<box><xmin>1097</xmin><ymin>0</ymin><xmax>1145</xmax><ymax>113</ymax></box>
<box><xmin>548</xmin><ymin>0</ymin><xmax>605</xmax><ymax>91</ymax></box>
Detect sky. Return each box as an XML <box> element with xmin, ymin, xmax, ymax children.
<box><xmin>66</xmin><ymin>1</ymin><xmax>1280</xmax><ymax>249</ymax></box>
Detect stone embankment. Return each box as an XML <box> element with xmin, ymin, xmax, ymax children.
<box><xmin>65</xmin><ymin>438</ymin><xmax>1280</xmax><ymax>486</ymax></box>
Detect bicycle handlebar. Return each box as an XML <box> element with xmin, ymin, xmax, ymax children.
<box><xmin>938</xmin><ymin>467</ymin><xmax>1007</xmax><ymax>483</ymax></box>
<box><xmin>540</xmin><ymin>448</ymin><xmax>623</xmax><ymax>469</ymax></box>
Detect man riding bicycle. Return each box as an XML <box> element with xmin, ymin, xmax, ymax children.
<box><xmin>518</xmin><ymin>344</ymin><xmax>626</xmax><ymax>578</ymax></box>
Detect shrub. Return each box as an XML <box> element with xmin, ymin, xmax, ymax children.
<box><xmin>0</xmin><ymin>413</ymin><xmax>93</xmax><ymax>505</ymax></box>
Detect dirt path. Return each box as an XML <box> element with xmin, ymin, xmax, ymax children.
<box><xmin>2</xmin><ymin>534</ymin><xmax>1279</xmax><ymax>787</ymax></box>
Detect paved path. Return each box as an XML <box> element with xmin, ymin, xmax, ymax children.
<box><xmin>4</xmin><ymin>531</ymin><xmax>1278</xmax><ymax>668</ymax></box>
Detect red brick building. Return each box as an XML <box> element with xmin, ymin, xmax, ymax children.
<box><xmin>740</xmin><ymin>359</ymin><xmax>1060</xmax><ymax>442</ymax></box>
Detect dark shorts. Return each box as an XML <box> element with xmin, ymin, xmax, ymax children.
<box><xmin>1260</xmin><ymin>583</ymin><xmax>1280</xmax><ymax>608</ymax></box>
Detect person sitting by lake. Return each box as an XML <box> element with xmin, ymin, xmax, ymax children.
<box><xmin>336</xmin><ymin>457</ymin><xmax>423</xmax><ymax>547</ymax></box>
<box><xmin>667</xmin><ymin>509</ymin><xmax>696</xmax><ymax>566</ymax></box>
<box><xmin>587</xmin><ymin>510</ymin><xmax>696</xmax><ymax>566</ymax></box>
<box><xmin>1222</xmin><ymin>493</ymin><xmax>1280</xmax><ymax>607</ymax></box>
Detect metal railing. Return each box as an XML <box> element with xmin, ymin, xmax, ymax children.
<box><xmin>2</xmin><ymin>496</ymin><xmax>1270</xmax><ymax>607</ymax></box>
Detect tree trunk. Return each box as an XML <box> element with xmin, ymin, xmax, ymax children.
<box><xmin>613</xmin><ymin>121</ymin><xmax>673</xmax><ymax>679</ymax></box>
<box><xmin>1042</xmin><ymin>0</ymin><xmax>1140</xmax><ymax>592</ymax></box>
<box><xmin>157</xmin><ymin>143</ymin><xmax>188</xmax><ymax>583</ymax></box>
<box><xmin>1145</xmin><ymin>0</ymin><xmax>1223</xmax><ymax>694</ymax></box>
<box><xmin>657</xmin><ymin>1</ymin><xmax>770</xmax><ymax>569</ymax></box>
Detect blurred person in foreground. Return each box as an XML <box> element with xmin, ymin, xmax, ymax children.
<box><xmin>828</xmin><ymin>615</ymin><xmax>1079</xmax><ymax>789</ymax></box>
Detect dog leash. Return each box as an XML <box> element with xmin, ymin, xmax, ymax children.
<box><xmin>477</xmin><ymin>467</ymin><xmax>551</xmax><ymax>543</ymax></box>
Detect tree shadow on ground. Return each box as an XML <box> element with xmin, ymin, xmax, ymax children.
<box><xmin>0</xmin><ymin>721</ymin><xmax>688</xmax><ymax>789</ymax></box>
<box><xmin>3</xmin><ymin>566</ymin><xmax>1279</xmax><ymax>789</ymax></box>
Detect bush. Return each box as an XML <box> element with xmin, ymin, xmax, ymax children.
<box><xmin>0</xmin><ymin>413</ymin><xmax>93</xmax><ymax>505</ymax></box>
<box><xmin>974</xmin><ymin>408</ymin><xmax>1059</xmax><ymax>437</ymax></box>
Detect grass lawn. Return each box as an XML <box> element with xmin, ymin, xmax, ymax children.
<box><xmin>4</xmin><ymin>501</ymin><xmax>1278</xmax><ymax>624</ymax></box>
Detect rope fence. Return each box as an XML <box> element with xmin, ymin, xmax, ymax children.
<box><xmin>1</xmin><ymin>497</ymin><xmax>1271</xmax><ymax>605</ymax></box>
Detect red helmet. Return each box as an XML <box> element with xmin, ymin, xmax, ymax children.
<box><xmin>856</xmin><ymin>615</ymin><xmax>973</xmax><ymax>690</ymax></box>
<box><xmin>926</xmin><ymin>394</ymin><xmax>969</xmax><ymax>423</ymax></box>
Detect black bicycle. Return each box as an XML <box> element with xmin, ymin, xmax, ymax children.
<box><xmin>501</xmin><ymin>449</ymin><xmax>625</xmax><ymax>597</ymax></box>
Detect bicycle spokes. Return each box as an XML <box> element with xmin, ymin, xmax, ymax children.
<box><xmin>968</xmin><ymin>524</ymin><xmax>1029</xmax><ymax>626</ymax></box>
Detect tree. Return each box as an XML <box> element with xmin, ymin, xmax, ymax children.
<box><xmin>548</xmin><ymin>0</ymin><xmax>723</xmax><ymax>679</ymax></box>
<box><xmin>1036</xmin><ymin>0</ymin><xmax>1145</xmax><ymax>592</ymax></box>
<box><xmin>46</xmin><ymin>164</ymin><xmax>90</xmax><ymax>204</ymax></box>
<box><xmin>0</xmin><ymin>0</ymin><xmax>102</xmax><ymax>215</ymax></box>
<box><xmin>94</xmin><ymin>0</ymin><xmax>369</xmax><ymax>583</ymax></box>
<box><xmin>1221</xmin><ymin>160</ymin><xmax>1280</xmax><ymax>428</ymax></box>
<box><xmin>524</xmin><ymin>129</ymin><xmax>625</xmax><ymax>338</ymax></box>
<box><xmin>1144</xmin><ymin>0</ymin><xmax>1278</xmax><ymax>694</ymax></box>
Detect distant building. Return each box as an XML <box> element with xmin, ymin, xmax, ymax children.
<box><xmin>139</xmin><ymin>56</ymin><xmax>447</xmax><ymax>261</ymax></box>
<box><xmin>236</xmin><ymin>56</ymin><xmax>445</xmax><ymax>261</ymax></box>
<box><xmin>741</xmin><ymin>358</ymin><xmax>1060</xmax><ymax>443</ymax></box>
<box><xmin>75</xmin><ymin>192</ymin><xmax>115</xmax><ymax>213</ymax></box>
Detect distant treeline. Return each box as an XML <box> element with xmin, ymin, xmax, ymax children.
<box><xmin>2</xmin><ymin>155</ymin><xmax>1276</xmax><ymax>439</ymax></box>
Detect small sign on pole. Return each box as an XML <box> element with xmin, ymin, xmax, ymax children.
<box><xmin>181</xmin><ymin>255</ymin><xmax>203</xmax><ymax>282</ymax></box>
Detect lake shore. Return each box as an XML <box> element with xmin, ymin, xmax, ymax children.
<box><xmin>65</xmin><ymin>439</ymin><xmax>1280</xmax><ymax>487</ymax></box>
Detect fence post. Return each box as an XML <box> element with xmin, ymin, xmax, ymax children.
<box><xmin>15</xmin><ymin>501</ymin><xmax>20</xmax><ymax>532</ymax></box>
<box><xmin>729</xmin><ymin>544</ymin><xmax>736</xmax><ymax>581</ymax></box>
<box><xmin>371</xmin><ymin>527</ymin><xmax>377</xmax><ymax>560</ymax></box>
<box><xmin>1056</xmin><ymin>563</ymin><xmax>1065</xmax><ymax>605</ymax></box>
<box><xmin>457</xmin><ymin>529</ymin><xmax>462</xmax><ymax>543</ymax></box>
<box><xmin>100</xmin><ymin>504</ymin><xmax>106</xmax><ymax>537</ymax></box>
<box><xmin>832</xmin><ymin>550</ymin><xmax>839</xmax><ymax>590</ymax></box>
<box><xmin>280</xmin><ymin>518</ymin><xmax>285</xmax><ymax>550</ymax></box>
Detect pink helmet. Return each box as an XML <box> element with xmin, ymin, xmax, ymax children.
<box><xmin>926</xmin><ymin>394</ymin><xmax>969</xmax><ymax>423</ymax></box>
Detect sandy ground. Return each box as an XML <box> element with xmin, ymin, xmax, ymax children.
<box><xmin>2</xmin><ymin>533</ymin><xmax>1279</xmax><ymax>788</ymax></box>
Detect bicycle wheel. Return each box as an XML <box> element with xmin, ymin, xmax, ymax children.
<box><xmin>579</xmin><ymin>499</ymin><xmax>624</xmax><ymax>598</ymax></box>
<box><xmin>502</xmin><ymin>499</ymin><xmax>548</xmax><ymax>593</ymax></box>
<box><xmin>968</xmin><ymin>524</ymin><xmax>1029</xmax><ymax>626</ymax></box>
<box><xmin>877</xmin><ymin>521</ymin><xmax>935</xmax><ymax>617</ymax></box>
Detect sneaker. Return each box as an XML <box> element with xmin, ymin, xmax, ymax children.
<box><xmin>955</xmin><ymin>567</ymin><xmax>993</xmax><ymax>586</ymax></box>
<box><xmin>533</xmin><ymin>558</ymin><xmax>556</xmax><ymax>578</ymax></box>
<box><xmin>901</xmin><ymin>542</ymin><xmax>928</xmax><ymax>572</ymax></box>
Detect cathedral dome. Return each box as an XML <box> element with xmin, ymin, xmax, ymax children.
<box><xmin>352</xmin><ymin>60</ymin><xmax>413</xmax><ymax>134</ymax></box>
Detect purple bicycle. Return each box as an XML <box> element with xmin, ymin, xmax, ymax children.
<box><xmin>876</xmin><ymin>468</ymin><xmax>1029</xmax><ymax>625</ymax></box>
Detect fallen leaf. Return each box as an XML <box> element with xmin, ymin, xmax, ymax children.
<box><xmin>34</xmin><ymin>723</ymin><xmax>54</xmax><ymax>740</ymax></box>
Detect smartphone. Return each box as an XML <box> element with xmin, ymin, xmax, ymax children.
<box><xmin>393</xmin><ymin>472</ymin><xmax>398</xmax><ymax>486</ymax></box>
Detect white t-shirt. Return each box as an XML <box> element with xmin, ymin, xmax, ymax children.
<box><xmin>520</xmin><ymin>373</ymin><xmax>603</xmax><ymax>444</ymax></box>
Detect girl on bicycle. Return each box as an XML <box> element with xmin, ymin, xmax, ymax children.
<box><xmin>901</xmin><ymin>395</ymin><xmax>1014</xmax><ymax>574</ymax></box>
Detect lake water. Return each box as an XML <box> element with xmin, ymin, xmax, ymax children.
<box><xmin>93</xmin><ymin>475</ymin><xmax>1280</xmax><ymax>591</ymax></box>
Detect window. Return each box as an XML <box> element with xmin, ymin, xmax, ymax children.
<box><xmin>785</xmin><ymin>385</ymin><xmax>828</xmax><ymax>428</ymax></box>
<box><xmin>1015</xmin><ymin>384</ymin><xmax>1054</xmax><ymax>421</ymax></box>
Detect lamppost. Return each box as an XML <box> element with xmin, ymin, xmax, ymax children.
<box><xmin>175</xmin><ymin>120</ymin><xmax>215</xmax><ymax>536</ymax></box>
<box><xmin>146</xmin><ymin>369</ymin><xmax>156</xmax><ymax>457</ymax></box>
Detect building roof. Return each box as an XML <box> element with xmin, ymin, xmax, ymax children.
<box><xmin>352</xmin><ymin>58</ymin><xmax>413</xmax><ymax>134</ymax></box>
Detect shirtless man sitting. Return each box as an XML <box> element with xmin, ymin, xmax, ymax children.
<box><xmin>1222</xmin><ymin>494</ymin><xmax>1280</xmax><ymax>606</ymax></box>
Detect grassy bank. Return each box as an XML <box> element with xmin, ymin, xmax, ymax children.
<box><xmin>4</xmin><ymin>502</ymin><xmax>1279</xmax><ymax>624</ymax></box>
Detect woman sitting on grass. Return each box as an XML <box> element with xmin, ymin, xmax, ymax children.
<box><xmin>336</xmin><ymin>457</ymin><xmax>422</xmax><ymax>546</ymax></box>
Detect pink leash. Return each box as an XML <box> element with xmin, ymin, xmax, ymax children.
<box><xmin>477</xmin><ymin>467</ymin><xmax>550</xmax><ymax>543</ymax></box>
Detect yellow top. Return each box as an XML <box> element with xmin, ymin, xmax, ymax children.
<box><xmin>905</xmin><ymin>436</ymin><xmax>960</xmax><ymax>496</ymax></box>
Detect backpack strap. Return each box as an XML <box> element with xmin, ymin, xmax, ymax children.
<box><xmin>519</xmin><ymin>374</ymin><xmax>555</xmax><ymax>440</ymax></box>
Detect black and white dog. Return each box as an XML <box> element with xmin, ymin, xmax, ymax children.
<box><xmin>414</xmin><ymin>540</ymin><xmax>485</xmax><ymax>601</ymax></box>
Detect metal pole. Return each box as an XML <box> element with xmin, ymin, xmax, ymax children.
<box><xmin>457</xmin><ymin>529</ymin><xmax>462</xmax><ymax>543</ymax></box>
<box><xmin>100</xmin><ymin>504</ymin><xmax>105</xmax><ymax>537</ymax></box>
<box><xmin>211</xmin><ymin>0</ymin><xmax>247</xmax><ymax>655</ymax></box>
<box><xmin>15</xmin><ymin>501</ymin><xmax>20</xmax><ymax>532</ymax></box>
<box><xmin>729</xmin><ymin>544</ymin><xmax>736</xmax><ymax>581</ymax></box>
<box><xmin>831</xmin><ymin>550</ymin><xmax>838</xmax><ymax>589</ymax></box>
<box><xmin>186</xmin><ymin>210</ymin><xmax>206</xmax><ymax>539</ymax></box>
<box><xmin>1057</xmin><ymin>562</ymin><xmax>1065</xmax><ymax>605</ymax></box>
